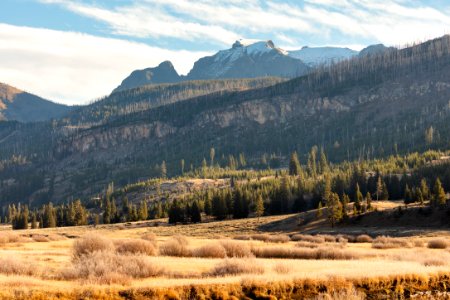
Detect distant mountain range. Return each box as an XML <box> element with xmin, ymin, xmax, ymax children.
<box><xmin>0</xmin><ymin>83</ymin><xmax>72</xmax><ymax>122</ymax></box>
<box><xmin>114</xmin><ymin>40</ymin><xmax>393</xmax><ymax>93</ymax></box>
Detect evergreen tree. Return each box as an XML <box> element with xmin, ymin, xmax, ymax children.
<box><xmin>420</xmin><ymin>179</ymin><xmax>429</xmax><ymax>201</ymax></box>
<box><xmin>319</xmin><ymin>147</ymin><xmax>329</xmax><ymax>174</ymax></box>
<box><xmin>204</xmin><ymin>194</ymin><xmax>212</xmax><ymax>215</ymax></box>
<box><xmin>316</xmin><ymin>201</ymin><xmax>323</xmax><ymax>218</ymax></box>
<box><xmin>31</xmin><ymin>212</ymin><xmax>38</xmax><ymax>229</ymax></box>
<box><xmin>255</xmin><ymin>194</ymin><xmax>264</xmax><ymax>220</ymax></box>
<box><xmin>212</xmin><ymin>194</ymin><xmax>227</xmax><ymax>220</ymax></box>
<box><xmin>161</xmin><ymin>160</ymin><xmax>167</xmax><ymax>179</ymax></box>
<box><xmin>342</xmin><ymin>193</ymin><xmax>350</xmax><ymax>219</ymax></box>
<box><xmin>103</xmin><ymin>198</ymin><xmax>111</xmax><ymax>224</ymax></box>
<box><xmin>180</xmin><ymin>159</ymin><xmax>185</xmax><ymax>175</ymax></box>
<box><xmin>376</xmin><ymin>175</ymin><xmax>383</xmax><ymax>201</ymax></box>
<box><xmin>433</xmin><ymin>178</ymin><xmax>446</xmax><ymax>207</ymax></box>
<box><xmin>139</xmin><ymin>200</ymin><xmax>148</xmax><ymax>220</ymax></box>
<box><xmin>210</xmin><ymin>148</ymin><xmax>215</xmax><ymax>166</ymax></box>
<box><xmin>366</xmin><ymin>192</ymin><xmax>372</xmax><ymax>210</ymax></box>
<box><xmin>404</xmin><ymin>184</ymin><xmax>413</xmax><ymax>205</ymax></box>
<box><xmin>415</xmin><ymin>187</ymin><xmax>424</xmax><ymax>205</ymax></box>
<box><xmin>43</xmin><ymin>203</ymin><xmax>56</xmax><ymax>228</ymax></box>
<box><xmin>190</xmin><ymin>201</ymin><xmax>202</xmax><ymax>223</ymax></box>
<box><xmin>327</xmin><ymin>192</ymin><xmax>343</xmax><ymax>227</ymax></box>
<box><xmin>354</xmin><ymin>183</ymin><xmax>363</xmax><ymax>213</ymax></box>
<box><xmin>289</xmin><ymin>151</ymin><xmax>301</xmax><ymax>176</ymax></box>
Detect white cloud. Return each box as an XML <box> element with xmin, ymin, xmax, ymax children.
<box><xmin>0</xmin><ymin>23</ymin><xmax>210</xmax><ymax>105</ymax></box>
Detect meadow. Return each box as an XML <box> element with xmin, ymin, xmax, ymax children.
<box><xmin>1</xmin><ymin>202</ymin><xmax>450</xmax><ymax>299</ymax></box>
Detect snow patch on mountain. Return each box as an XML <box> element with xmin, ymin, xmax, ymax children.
<box><xmin>288</xmin><ymin>46</ymin><xmax>358</xmax><ymax>67</ymax></box>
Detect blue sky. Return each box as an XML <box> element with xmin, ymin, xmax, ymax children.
<box><xmin>1</xmin><ymin>0</ymin><xmax>449</xmax><ymax>104</ymax></box>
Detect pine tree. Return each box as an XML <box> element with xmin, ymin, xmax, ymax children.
<box><xmin>212</xmin><ymin>194</ymin><xmax>227</xmax><ymax>220</ymax></box>
<box><xmin>319</xmin><ymin>147</ymin><xmax>329</xmax><ymax>174</ymax></box>
<box><xmin>161</xmin><ymin>160</ymin><xmax>167</xmax><ymax>179</ymax></box>
<box><xmin>139</xmin><ymin>200</ymin><xmax>148</xmax><ymax>220</ymax></box>
<box><xmin>255</xmin><ymin>194</ymin><xmax>264</xmax><ymax>220</ymax></box>
<box><xmin>342</xmin><ymin>193</ymin><xmax>350</xmax><ymax>219</ymax></box>
<box><xmin>415</xmin><ymin>187</ymin><xmax>424</xmax><ymax>205</ymax></box>
<box><xmin>433</xmin><ymin>178</ymin><xmax>446</xmax><ymax>207</ymax></box>
<box><xmin>376</xmin><ymin>175</ymin><xmax>383</xmax><ymax>201</ymax></box>
<box><xmin>204</xmin><ymin>194</ymin><xmax>212</xmax><ymax>215</ymax></box>
<box><xmin>366</xmin><ymin>192</ymin><xmax>372</xmax><ymax>210</ymax></box>
<box><xmin>289</xmin><ymin>152</ymin><xmax>301</xmax><ymax>176</ymax></box>
<box><xmin>323</xmin><ymin>175</ymin><xmax>332</xmax><ymax>205</ymax></box>
<box><xmin>31</xmin><ymin>212</ymin><xmax>38</xmax><ymax>229</ymax></box>
<box><xmin>103</xmin><ymin>198</ymin><xmax>111</xmax><ymax>224</ymax></box>
<box><xmin>190</xmin><ymin>201</ymin><xmax>201</xmax><ymax>223</ymax></box>
<box><xmin>354</xmin><ymin>183</ymin><xmax>363</xmax><ymax>213</ymax></box>
<box><xmin>43</xmin><ymin>204</ymin><xmax>56</xmax><ymax>228</ymax></box>
<box><xmin>327</xmin><ymin>192</ymin><xmax>343</xmax><ymax>227</ymax></box>
<box><xmin>317</xmin><ymin>201</ymin><xmax>323</xmax><ymax>218</ymax></box>
<box><xmin>210</xmin><ymin>148</ymin><xmax>215</xmax><ymax>166</ymax></box>
<box><xmin>180</xmin><ymin>159</ymin><xmax>185</xmax><ymax>175</ymax></box>
<box><xmin>420</xmin><ymin>179</ymin><xmax>429</xmax><ymax>201</ymax></box>
<box><xmin>404</xmin><ymin>184</ymin><xmax>413</xmax><ymax>205</ymax></box>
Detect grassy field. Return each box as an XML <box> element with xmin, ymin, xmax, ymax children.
<box><xmin>1</xmin><ymin>202</ymin><xmax>450</xmax><ymax>299</ymax></box>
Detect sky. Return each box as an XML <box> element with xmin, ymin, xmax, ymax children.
<box><xmin>0</xmin><ymin>0</ymin><xmax>449</xmax><ymax>105</ymax></box>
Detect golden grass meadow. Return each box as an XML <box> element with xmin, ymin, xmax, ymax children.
<box><xmin>1</xmin><ymin>204</ymin><xmax>450</xmax><ymax>300</ymax></box>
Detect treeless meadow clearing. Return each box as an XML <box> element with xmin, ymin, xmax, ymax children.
<box><xmin>1</xmin><ymin>210</ymin><xmax>450</xmax><ymax>299</ymax></box>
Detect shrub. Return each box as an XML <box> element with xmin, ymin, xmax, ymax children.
<box><xmin>32</xmin><ymin>235</ymin><xmax>50</xmax><ymax>242</ymax></box>
<box><xmin>72</xmin><ymin>233</ymin><xmax>114</xmax><ymax>260</ymax></box>
<box><xmin>355</xmin><ymin>234</ymin><xmax>373</xmax><ymax>243</ymax></box>
<box><xmin>290</xmin><ymin>234</ymin><xmax>325</xmax><ymax>243</ymax></box>
<box><xmin>234</xmin><ymin>235</ymin><xmax>251</xmax><ymax>240</ymax></box>
<box><xmin>0</xmin><ymin>257</ymin><xmax>37</xmax><ymax>276</ymax></box>
<box><xmin>209</xmin><ymin>259</ymin><xmax>264</xmax><ymax>276</ymax></box>
<box><xmin>160</xmin><ymin>237</ymin><xmax>191</xmax><ymax>257</ymax></box>
<box><xmin>115</xmin><ymin>239</ymin><xmax>157</xmax><ymax>256</ymax></box>
<box><xmin>0</xmin><ymin>232</ymin><xmax>21</xmax><ymax>244</ymax></box>
<box><xmin>427</xmin><ymin>239</ymin><xmax>448</xmax><ymax>249</ymax></box>
<box><xmin>220</xmin><ymin>240</ymin><xmax>254</xmax><ymax>258</ymax></box>
<box><xmin>295</xmin><ymin>241</ymin><xmax>319</xmax><ymax>248</ymax></box>
<box><xmin>253</xmin><ymin>246</ymin><xmax>360</xmax><ymax>260</ymax></box>
<box><xmin>273</xmin><ymin>263</ymin><xmax>292</xmax><ymax>274</ymax></box>
<box><xmin>60</xmin><ymin>251</ymin><xmax>165</xmax><ymax>284</ymax></box>
<box><xmin>247</xmin><ymin>234</ymin><xmax>290</xmax><ymax>243</ymax></box>
<box><xmin>423</xmin><ymin>259</ymin><xmax>446</xmax><ymax>266</ymax></box>
<box><xmin>372</xmin><ymin>236</ymin><xmax>411</xmax><ymax>249</ymax></box>
<box><xmin>141</xmin><ymin>233</ymin><xmax>158</xmax><ymax>247</ymax></box>
<box><xmin>321</xmin><ymin>234</ymin><xmax>337</xmax><ymax>242</ymax></box>
<box><xmin>193</xmin><ymin>243</ymin><xmax>227</xmax><ymax>258</ymax></box>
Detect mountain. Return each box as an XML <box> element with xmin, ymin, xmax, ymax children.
<box><xmin>113</xmin><ymin>61</ymin><xmax>181</xmax><ymax>93</ymax></box>
<box><xmin>187</xmin><ymin>40</ymin><xmax>310</xmax><ymax>80</ymax></box>
<box><xmin>1</xmin><ymin>35</ymin><xmax>450</xmax><ymax>204</ymax></box>
<box><xmin>288</xmin><ymin>46</ymin><xmax>358</xmax><ymax>67</ymax></box>
<box><xmin>0</xmin><ymin>83</ymin><xmax>72</xmax><ymax>122</ymax></box>
<box><xmin>359</xmin><ymin>44</ymin><xmax>396</xmax><ymax>56</ymax></box>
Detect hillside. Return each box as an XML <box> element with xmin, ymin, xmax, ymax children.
<box><xmin>1</xmin><ymin>35</ymin><xmax>450</xmax><ymax>203</ymax></box>
<box><xmin>0</xmin><ymin>83</ymin><xmax>72</xmax><ymax>122</ymax></box>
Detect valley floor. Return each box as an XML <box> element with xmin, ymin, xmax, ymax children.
<box><xmin>1</xmin><ymin>201</ymin><xmax>450</xmax><ymax>299</ymax></box>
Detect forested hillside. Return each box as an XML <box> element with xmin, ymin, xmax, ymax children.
<box><xmin>1</xmin><ymin>35</ymin><xmax>450</xmax><ymax>206</ymax></box>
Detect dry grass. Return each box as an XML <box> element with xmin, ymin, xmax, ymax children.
<box><xmin>209</xmin><ymin>259</ymin><xmax>264</xmax><ymax>276</ymax></box>
<box><xmin>219</xmin><ymin>240</ymin><xmax>254</xmax><ymax>258</ymax></box>
<box><xmin>141</xmin><ymin>233</ymin><xmax>158</xmax><ymax>247</ymax></box>
<box><xmin>273</xmin><ymin>263</ymin><xmax>293</xmax><ymax>274</ymax></box>
<box><xmin>355</xmin><ymin>234</ymin><xmax>373</xmax><ymax>243</ymax></box>
<box><xmin>115</xmin><ymin>239</ymin><xmax>157</xmax><ymax>256</ymax></box>
<box><xmin>249</xmin><ymin>233</ymin><xmax>291</xmax><ymax>243</ymax></box>
<box><xmin>32</xmin><ymin>235</ymin><xmax>50</xmax><ymax>242</ymax></box>
<box><xmin>0</xmin><ymin>232</ymin><xmax>21</xmax><ymax>244</ymax></box>
<box><xmin>192</xmin><ymin>243</ymin><xmax>227</xmax><ymax>258</ymax></box>
<box><xmin>315</xmin><ymin>288</ymin><xmax>365</xmax><ymax>300</ymax></box>
<box><xmin>427</xmin><ymin>239</ymin><xmax>448</xmax><ymax>249</ymax></box>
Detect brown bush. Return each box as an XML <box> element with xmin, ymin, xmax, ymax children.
<box><xmin>253</xmin><ymin>246</ymin><xmax>361</xmax><ymax>260</ymax></box>
<box><xmin>32</xmin><ymin>235</ymin><xmax>50</xmax><ymax>242</ymax></box>
<box><xmin>423</xmin><ymin>259</ymin><xmax>446</xmax><ymax>267</ymax></box>
<box><xmin>209</xmin><ymin>259</ymin><xmax>264</xmax><ymax>276</ymax></box>
<box><xmin>192</xmin><ymin>243</ymin><xmax>227</xmax><ymax>258</ymax></box>
<box><xmin>295</xmin><ymin>241</ymin><xmax>319</xmax><ymax>248</ymax></box>
<box><xmin>355</xmin><ymin>234</ymin><xmax>373</xmax><ymax>243</ymax></box>
<box><xmin>234</xmin><ymin>235</ymin><xmax>251</xmax><ymax>240</ymax></box>
<box><xmin>60</xmin><ymin>251</ymin><xmax>165</xmax><ymax>284</ymax></box>
<box><xmin>220</xmin><ymin>240</ymin><xmax>254</xmax><ymax>258</ymax></box>
<box><xmin>290</xmin><ymin>234</ymin><xmax>325</xmax><ymax>243</ymax></box>
<box><xmin>0</xmin><ymin>257</ymin><xmax>37</xmax><ymax>276</ymax></box>
<box><xmin>115</xmin><ymin>239</ymin><xmax>157</xmax><ymax>256</ymax></box>
<box><xmin>372</xmin><ymin>236</ymin><xmax>411</xmax><ymax>249</ymax></box>
<box><xmin>160</xmin><ymin>236</ymin><xmax>191</xmax><ymax>257</ymax></box>
<box><xmin>141</xmin><ymin>233</ymin><xmax>158</xmax><ymax>247</ymax></box>
<box><xmin>0</xmin><ymin>232</ymin><xmax>21</xmax><ymax>244</ymax></box>
<box><xmin>72</xmin><ymin>233</ymin><xmax>115</xmax><ymax>260</ymax></box>
<box><xmin>427</xmin><ymin>239</ymin><xmax>448</xmax><ymax>249</ymax></box>
<box><xmin>247</xmin><ymin>234</ymin><xmax>290</xmax><ymax>243</ymax></box>
<box><xmin>321</xmin><ymin>234</ymin><xmax>337</xmax><ymax>242</ymax></box>
<box><xmin>273</xmin><ymin>263</ymin><xmax>292</xmax><ymax>274</ymax></box>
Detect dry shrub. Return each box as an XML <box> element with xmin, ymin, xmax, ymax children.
<box><xmin>253</xmin><ymin>246</ymin><xmax>360</xmax><ymax>260</ymax></box>
<box><xmin>314</xmin><ymin>288</ymin><xmax>365</xmax><ymax>300</ymax></box>
<box><xmin>193</xmin><ymin>243</ymin><xmax>226</xmax><ymax>258</ymax></box>
<box><xmin>0</xmin><ymin>257</ymin><xmax>37</xmax><ymax>276</ymax></box>
<box><xmin>72</xmin><ymin>233</ymin><xmax>114</xmax><ymax>260</ymax></box>
<box><xmin>296</xmin><ymin>241</ymin><xmax>319</xmax><ymax>248</ymax></box>
<box><xmin>372</xmin><ymin>236</ymin><xmax>411</xmax><ymax>249</ymax></box>
<box><xmin>220</xmin><ymin>240</ymin><xmax>254</xmax><ymax>258</ymax></box>
<box><xmin>160</xmin><ymin>236</ymin><xmax>191</xmax><ymax>257</ymax></box>
<box><xmin>413</xmin><ymin>240</ymin><xmax>425</xmax><ymax>247</ymax></box>
<box><xmin>60</xmin><ymin>251</ymin><xmax>165</xmax><ymax>284</ymax></box>
<box><xmin>321</xmin><ymin>234</ymin><xmax>337</xmax><ymax>243</ymax></box>
<box><xmin>209</xmin><ymin>259</ymin><xmax>264</xmax><ymax>276</ymax></box>
<box><xmin>290</xmin><ymin>234</ymin><xmax>325</xmax><ymax>244</ymax></box>
<box><xmin>0</xmin><ymin>232</ymin><xmax>21</xmax><ymax>244</ymax></box>
<box><xmin>234</xmin><ymin>235</ymin><xmax>251</xmax><ymax>240</ymax></box>
<box><xmin>427</xmin><ymin>239</ymin><xmax>448</xmax><ymax>249</ymax></box>
<box><xmin>273</xmin><ymin>263</ymin><xmax>292</xmax><ymax>274</ymax></box>
<box><xmin>355</xmin><ymin>234</ymin><xmax>373</xmax><ymax>243</ymax></box>
<box><xmin>141</xmin><ymin>233</ymin><xmax>158</xmax><ymax>247</ymax></box>
<box><xmin>115</xmin><ymin>239</ymin><xmax>157</xmax><ymax>256</ymax></box>
<box><xmin>32</xmin><ymin>235</ymin><xmax>50</xmax><ymax>242</ymax></box>
<box><xmin>46</xmin><ymin>234</ymin><xmax>66</xmax><ymax>241</ymax></box>
<box><xmin>423</xmin><ymin>259</ymin><xmax>446</xmax><ymax>267</ymax></box>
<box><xmin>249</xmin><ymin>234</ymin><xmax>290</xmax><ymax>243</ymax></box>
